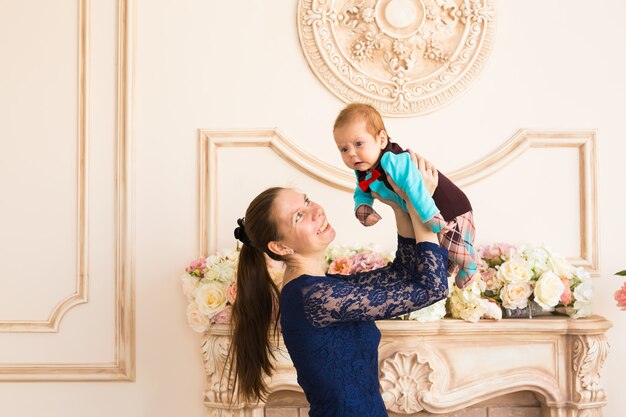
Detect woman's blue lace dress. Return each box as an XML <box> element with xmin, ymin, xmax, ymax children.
<box><xmin>279</xmin><ymin>236</ymin><xmax>449</xmax><ymax>417</ymax></box>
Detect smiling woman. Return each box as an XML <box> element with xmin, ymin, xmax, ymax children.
<box><xmin>226</xmin><ymin>171</ymin><xmax>449</xmax><ymax>417</ymax></box>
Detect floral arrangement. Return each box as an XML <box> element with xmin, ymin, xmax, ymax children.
<box><xmin>615</xmin><ymin>270</ymin><xmax>626</xmax><ymax>310</ymax></box>
<box><xmin>181</xmin><ymin>242</ymin><xmax>594</xmax><ymax>331</ymax></box>
<box><xmin>449</xmin><ymin>243</ymin><xmax>593</xmax><ymax>322</ymax></box>
<box><xmin>181</xmin><ymin>250</ymin><xmax>284</xmax><ymax>332</ymax></box>
<box><xmin>324</xmin><ymin>243</ymin><xmax>392</xmax><ymax>275</ymax></box>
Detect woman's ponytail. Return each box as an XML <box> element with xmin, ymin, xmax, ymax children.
<box><xmin>227</xmin><ymin>187</ymin><xmax>284</xmax><ymax>403</ymax></box>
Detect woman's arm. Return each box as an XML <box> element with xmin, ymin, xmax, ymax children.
<box><xmin>302</xmin><ymin>242</ymin><xmax>448</xmax><ymax>328</ymax></box>
<box><xmin>333</xmin><ymin>151</ymin><xmax>439</xmax><ymax>286</ymax></box>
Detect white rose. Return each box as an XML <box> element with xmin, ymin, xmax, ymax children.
<box><xmin>520</xmin><ymin>244</ymin><xmax>551</xmax><ymax>276</ymax></box>
<box><xmin>408</xmin><ymin>299</ymin><xmax>447</xmax><ymax>322</ymax></box>
<box><xmin>570</xmin><ymin>300</ymin><xmax>592</xmax><ymax>319</ymax></box>
<box><xmin>573</xmin><ymin>267</ymin><xmax>591</xmax><ymax>283</ymax></box>
<box><xmin>496</xmin><ymin>257</ymin><xmax>533</xmax><ymax>284</ymax></box>
<box><xmin>573</xmin><ymin>280</ymin><xmax>594</xmax><ymax>303</ymax></box>
<box><xmin>500</xmin><ymin>282</ymin><xmax>533</xmax><ymax>310</ymax></box>
<box><xmin>563</xmin><ymin>279</ymin><xmax>594</xmax><ymax>319</ymax></box>
<box><xmin>181</xmin><ymin>274</ymin><xmax>199</xmax><ymax>299</ymax></box>
<box><xmin>326</xmin><ymin>245</ymin><xmax>356</xmax><ymax>261</ymax></box>
<box><xmin>214</xmin><ymin>261</ymin><xmax>236</xmax><ymax>283</ymax></box>
<box><xmin>204</xmin><ymin>267</ymin><xmax>220</xmax><ymax>281</ymax></box>
<box><xmin>186</xmin><ymin>303</ymin><xmax>210</xmax><ymax>333</ymax></box>
<box><xmin>483</xmin><ymin>300</ymin><xmax>502</xmax><ymax>320</ymax></box>
<box><xmin>533</xmin><ymin>271</ymin><xmax>565</xmax><ymax>311</ymax></box>
<box><xmin>548</xmin><ymin>254</ymin><xmax>574</xmax><ymax>279</ymax></box>
<box><xmin>194</xmin><ymin>282</ymin><xmax>227</xmax><ymax>318</ymax></box>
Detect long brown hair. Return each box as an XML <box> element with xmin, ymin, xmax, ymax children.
<box><xmin>227</xmin><ymin>187</ymin><xmax>285</xmax><ymax>403</ymax></box>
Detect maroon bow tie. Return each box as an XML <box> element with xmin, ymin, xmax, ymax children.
<box><xmin>359</xmin><ymin>169</ymin><xmax>381</xmax><ymax>192</ymax></box>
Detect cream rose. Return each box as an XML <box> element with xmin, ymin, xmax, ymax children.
<box><xmin>186</xmin><ymin>303</ymin><xmax>210</xmax><ymax>333</ymax></box>
<box><xmin>194</xmin><ymin>282</ymin><xmax>227</xmax><ymax>317</ymax></box>
<box><xmin>500</xmin><ymin>282</ymin><xmax>532</xmax><ymax>310</ymax></box>
<box><xmin>496</xmin><ymin>257</ymin><xmax>533</xmax><ymax>284</ymax></box>
<box><xmin>533</xmin><ymin>271</ymin><xmax>565</xmax><ymax>311</ymax></box>
<box><xmin>548</xmin><ymin>254</ymin><xmax>575</xmax><ymax>279</ymax></box>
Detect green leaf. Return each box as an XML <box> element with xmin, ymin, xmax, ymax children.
<box><xmin>616</xmin><ymin>270</ymin><xmax>626</xmax><ymax>276</ymax></box>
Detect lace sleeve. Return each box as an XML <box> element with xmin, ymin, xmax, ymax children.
<box><xmin>303</xmin><ymin>242</ymin><xmax>448</xmax><ymax>328</ymax></box>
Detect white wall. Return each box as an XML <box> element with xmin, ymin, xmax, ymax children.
<box><xmin>0</xmin><ymin>0</ymin><xmax>624</xmax><ymax>416</ymax></box>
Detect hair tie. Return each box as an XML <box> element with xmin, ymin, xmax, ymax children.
<box><xmin>234</xmin><ymin>217</ymin><xmax>252</xmax><ymax>247</ymax></box>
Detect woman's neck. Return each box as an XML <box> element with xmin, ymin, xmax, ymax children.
<box><xmin>282</xmin><ymin>255</ymin><xmax>326</xmax><ymax>284</ymax></box>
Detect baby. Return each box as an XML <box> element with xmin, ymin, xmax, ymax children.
<box><xmin>333</xmin><ymin>103</ymin><xmax>478</xmax><ymax>288</ymax></box>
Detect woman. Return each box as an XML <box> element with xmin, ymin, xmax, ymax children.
<box><xmin>228</xmin><ymin>153</ymin><xmax>449</xmax><ymax>416</ymax></box>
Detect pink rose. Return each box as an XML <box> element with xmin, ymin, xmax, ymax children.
<box><xmin>615</xmin><ymin>282</ymin><xmax>626</xmax><ymax>311</ymax></box>
<box><xmin>352</xmin><ymin>252</ymin><xmax>386</xmax><ymax>273</ymax></box>
<box><xmin>328</xmin><ymin>257</ymin><xmax>353</xmax><ymax>275</ymax></box>
<box><xmin>226</xmin><ymin>282</ymin><xmax>237</xmax><ymax>304</ymax></box>
<box><xmin>560</xmin><ymin>277</ymin><xmax>573</xmax><ymax>306</ymax></box>
<box><xmin>213</xmin><ymin>305</ymin><xmax>233</xmax><ymax>324</ymax></box>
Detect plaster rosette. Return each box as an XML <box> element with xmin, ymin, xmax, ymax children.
<box><xmin>298</xmin><ymin>0</ymin><xmax>496</xmax><ymax>116</ymax></box>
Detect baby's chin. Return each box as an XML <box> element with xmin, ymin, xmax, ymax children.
<box><xmin>352</xmin><ymin>162</ymin><xmax>372</xmax><ymax>171</ymax></box>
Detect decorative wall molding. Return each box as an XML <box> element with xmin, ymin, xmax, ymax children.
<box><xmin>202</xmin><ymin>317</ymin><xmax>612</xmax><ymax>416</ymax></box>
<box><xmin>297</xmin><ymin>0</ymin><xmax>496</xmax><ymax>116</ymax></box>
<box><xmin>448</xmin><ymin>129</ymin><xmax>599</xmax><ymax>272</ymax></box>
<box><xmin>199</xmin><ymin>128</ymin><xmax>598</xmax><ymax>272</ymax></box>
<box><xmin>0</xmin><ymin>0</ymin><xmax>135</xmax><ymax>381</ymax></box>
<box><xmin>0</xmin><ymin>0</ymin><xmax>90</xmax><ymax>334</ymax></box>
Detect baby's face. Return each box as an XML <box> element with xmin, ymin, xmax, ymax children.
<box><xmin>333</xmin><ymin>118</ymin><xmax>386</xmax><ymax>171</ymax></box>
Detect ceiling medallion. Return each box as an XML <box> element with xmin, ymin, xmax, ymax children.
<box><xmin>297</xmin><ymin>0</ymin><xmax>496</xmax><ymax>116</ymax></box>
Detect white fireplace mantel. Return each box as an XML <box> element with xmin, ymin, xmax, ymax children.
<box><xmin>201</xmin><ymin>315</ymin><xmax>611</xmax><ymax>417</ymax></box>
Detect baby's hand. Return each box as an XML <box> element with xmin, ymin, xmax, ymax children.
<box><xmin>364</xmin><ymin>212</ymin><xmax>382</xmax><ymax>227</ymax></box>
<box><xmin>356</xmin><ymin>204</ymin><xmax>382</xmax><ymax>227</ymax></box>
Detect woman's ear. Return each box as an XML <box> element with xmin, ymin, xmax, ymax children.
<box><xmin>378</xmin><ymin>130</ymin><xmax>388</xmax><ymax>148</ymax></box>
<box><xmin>267</xmin><ymin>240</ymin><xmax>293</xmax><ymax>257</ymax></box>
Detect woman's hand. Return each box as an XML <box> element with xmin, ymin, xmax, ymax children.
<box><xmin>384</xmin><ymin>164</ymin><xmax>439</xmax><ymax>244</ymax></box>
<box><xmin>371</xmin><ymin>191</ymin><xmax>402</xmax><ymax>212</ymax></box>
<box><xmin>371</xmin><ymin>190</ymin><xmax>414</xmax><ymax>239</ymax></box>
<box><xmin>409</xmin><ymin>150</ymin><xmax>438</xmax><ymax>196</ymax></box>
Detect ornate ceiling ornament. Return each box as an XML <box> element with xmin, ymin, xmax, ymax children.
<box><xmin>297</xmin><ymin>0</ymin><xmax>496</xmax><ymax>116</ymax></box>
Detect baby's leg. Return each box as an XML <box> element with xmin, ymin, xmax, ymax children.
<box><xmin>438</xmin><ymin>211</ymin><xmax>478</xmax><ymax>288</ymax></box>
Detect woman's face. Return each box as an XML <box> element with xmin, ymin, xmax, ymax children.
<box><xmin>272</xmin><ymin>189</ymin><xmax>336</xmax><ymax>256</ymax></box>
